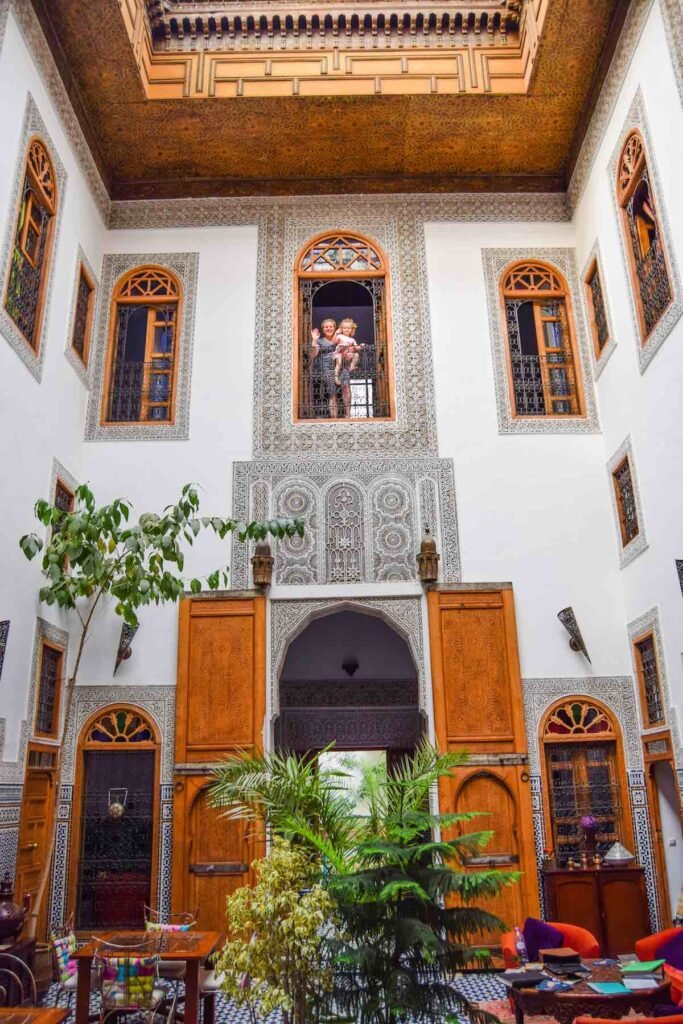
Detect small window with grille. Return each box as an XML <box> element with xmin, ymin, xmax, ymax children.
<box><xmin>71</xmin><ymin>264</ymin><xmax>95</xmax><ymax>367</ymax></box>
<box><xmin>35</xmin><ymin>641</ymin><xmax>63</xmax><ymax>737</ymax></box>
<box><xmin>634</xmin><ymin>632</ymin><xmax>665</xmax><ymax>727</ymax></box>
<box><xmin>500</xmin><ymin>261</ymin><xmax>584</xmax><ymax>418</ymax></box>
<box><xmin>102</xmin><ymin>267</ymin><xmax>180</xmax><ymax>425</ymax></box>
<box><xmin>612</xmin><ymin>456</ymin><xmax>639</xmax><ymax>547</ymax></box>
<box><xmin>584</xmin><ymin>260</ymin><xmax>610</xmax><ymax>358</ymax></box>
<box><xmin>546</xmin><ymin>741</ymin><xmax>623</xmax><ymax>863</ymax></box>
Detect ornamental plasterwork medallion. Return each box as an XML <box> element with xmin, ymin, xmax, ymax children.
<box><xmin>230</xmin><ymin>458</ymin><xmax>460</xmax><ymax>588</ymax></box>
<box><xmin>482</xmin><ymin>247</ymin><xmax>600</xmax><ymax>434</ymax></box>
<box><xmin>0</xmin><ymin>93</ymin><xmax>67</xmax><ymax>382</ymax></box>
<box><xmin>126</xmin><ymin>0</ymin><xmax>546</xmax><ymax>100</ymax></box>
<box><xmin>607</xmin><ymin>435</ymin><xmax>648</xmax><ymax>569</ymax></box>
<box><xmin>269</xmin><ymin>595</ymin><xmax>427</xmax><ymax>713</ymax></box>
<box><xmin>253</xmin><ymin>200</ymin><xmax>438</xmax><ymax>456</ymax></box>
<box><xmin>84</xmin><ymin>252</ymin><xmax>199</xmax><ymax>441</ymax></box>
<box><xmin>608</xmin><ymin>89</ymin><xmax>683</xmax><ymax>374</ymax></box>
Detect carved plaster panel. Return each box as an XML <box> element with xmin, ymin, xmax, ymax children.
<box><xmin>270</xmin><ymin>596</ymin><xmax>426</xmax><ymax>714</ymax></box>
<box><xmin>522</xmin><ymin>676</ymin><xmax>642</xmax><ymax>774</ymax></box>
<box><xmin>60</xmin><ymin>684</ymin><xmax>176</xmax><ymax>784</ymax></box>
<box><xmin>231</xmin><ymin>458</ymin><xmax>459</xmax><ymax>588</ymax></box>
<box><xmin>64</xmin><ymin>245</ymin><xmax>99</xmax><ymax>389</ymax></box>
<box><xmin>482</xmin><ymin>247</ymin><xmax>600</xmax><ymax>434</ymax></box>
<box><xmin>582</xmin><ymin>241</ymin><xmax>617</xmax><ymax>380</ymax></box>
<box><xmin>607</xmin><ymin>435</ymin><xmax>648</xmax><ymax>569</ymax></box>
<box><xmin>608</xmin><ymin>89</ymin><xmax>683</xmax><ymax>373</ymax></box>
<box><xmin>0</xmin><ymin>93</ymin><xmax>68</xmax><ymax>381</ymax></box>
<box><xmin>628</xmin><ymin>607</ymin><xmax>682</xmax><ymax>761</ymax></box>
<box><xmin>84</xmin><ymin>252</ymin><xmax>199</xmax><ymax>441</ymax></box>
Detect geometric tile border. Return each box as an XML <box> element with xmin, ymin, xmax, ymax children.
<box><xmin>482</xmin><ymin>247</ymin><xmax>601</xmax><ymax>435</ymax></box>
<box><xmin>607</xmin><ymin>435</ymin><xmax>649</xmax><ymax>569</ymax></box>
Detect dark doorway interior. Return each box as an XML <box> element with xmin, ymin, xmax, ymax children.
<box><xmin>76</xmin><ymin>749</ymin><xmax>154</xmax><ymax>929</ymax></box>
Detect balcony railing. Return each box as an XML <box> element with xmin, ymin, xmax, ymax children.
<box><xmin>107</xmin><ymin>360</ymin><xmax>173</xmax><ymax>423</ymax></box>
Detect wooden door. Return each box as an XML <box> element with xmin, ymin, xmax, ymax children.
<box><xmin>173</xmin><ymin>595</ymin><xmax>266</xmax><ymax>928</ymax></box>
<box><xmin>428</xmin><ymin>587</ymin><xmax>539</xmax><ymax>941</ymax></box>
<box><xmin>16</xmin><ymin>756</ymin><xmax>56</xmax><ymax>938</ymax></box>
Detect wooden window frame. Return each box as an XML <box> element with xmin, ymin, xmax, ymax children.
<box><xmin>633</xmin><ymin>629</ymin><xmax>665</xmax><ymax>729</ymax></box>
<box><xmin>101</xmin><ymin>266</ymin><xmax>182</xmax><ymax>427</ymax></box>
<box><xmin>3</xmin><ymin>136</ymin><xmax>58</xmax><ymax>354</ymax></box>
<box><xmin>611</xmin><ymin>455</ymin><xmax>639</xmax><ymax>548</ymax></box>
<box><xmin>616</xmin><ymin>129</ymin><xmax>674</xmax><ymax>344</ymax></box>
<box><xmin>34</xmin><ymin>639</ymin><xmax>64</xmax><ymax>740</ymax></box>
<box><xmin>292</xmin><ymin>230</ymin><xmax>396</xmax><ymax>424</ymax></box>
<box><xmin>499</xmin><ymin>260</ymin><xmax>586</xmax><ymax>421</ymax></box>
<box><xmin>539</xmin><ymin>697</ymin><xmax>634</xmax><ymax>862</ymax></box>
<box><xmin>584</xmin><ymin>258</ymin><xmax>610</xmax><ymax>360</ymax></box>
<box><xmin>67</xmin><ymin>704</ymin><xmax>161</xmax><ymax>930</ymax></box>
<box><xmin>70</xmin><ymin>262</ymin><xmax>96</xmax><ymax>368</ymax></box>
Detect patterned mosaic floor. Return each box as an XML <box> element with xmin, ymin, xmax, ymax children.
<box><xmin>42</xmin><ymin>973</ymin><xmax>507</xmax><ymax>1023</ymax></box>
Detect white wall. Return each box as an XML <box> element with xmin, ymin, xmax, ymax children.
<box><xmin>572</xmin><ymin>0</ymin><xmax>683</xmax><ymax>741</ymax></box>
<box><xmin>0</xmin><ymin>11</ymin><xmax>106</xmax><ymax>761</ymax></box>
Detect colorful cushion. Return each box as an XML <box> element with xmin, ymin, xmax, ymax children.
<box><xmin>664</xmin><ymin>963</ymin><xmax>683</xmax><ymax>1005</ymax></box>
<box><xmin>99</xmin><ymin>955</ymin><xmax>158</xmax><ymax>1009</ymax></box>
<box><xmin>145</xmin><ymin>921</ymin><xmax>191</xmax><ymax>932</ymax></box>
<box><xmin>522</xmin><ymin>917</ymin><xmax>564</xmax><ymax>961</ymax></box>
<box><xmin>660</xmin><ymin>934</ymin><xmax>683</xmax><ymax>972</ymax></box>
<box><xmin>52</xmin><ymin>932</ymin><xmax>77</xmax><ymax>983</ymax></box>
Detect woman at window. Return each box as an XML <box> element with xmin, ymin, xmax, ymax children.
<box><xmin>310</xmin><ymin>317</ymin><xmax>339</xmax><ymax>418</ymax></box>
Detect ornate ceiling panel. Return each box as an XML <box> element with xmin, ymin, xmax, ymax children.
<box><xmin>29</xmin><ymin>0</ymin><xmax>623</xmax><ymax>198</ymax></box>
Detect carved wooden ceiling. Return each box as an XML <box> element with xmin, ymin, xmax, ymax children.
<box><xmin>30</xmin><ymin>0</ymin><xmax>628</xmax><ymax>199</ymax></box>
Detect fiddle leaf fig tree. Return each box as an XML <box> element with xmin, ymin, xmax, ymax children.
<box><xmin>19</xmin><ymin>481</ymin><xmax>304</xmax><ymax>937</ymax></box>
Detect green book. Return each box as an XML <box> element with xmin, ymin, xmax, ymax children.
<box><xmin>621</xmin><ymin>959</ymin><xmax>665</xmax><ymax>973</ymax></box>
<box><xmin>588</xmin><ymin>982</ymin><xmax>630</xmax><ymax>995</ymax></box>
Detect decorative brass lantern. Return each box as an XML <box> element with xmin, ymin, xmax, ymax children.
<box><xmin>416</xmin><ymin>528</ymin><xmax>440</xmax><ymax>584</ymax></box>
<box><xmin>251</xmin><ymin>541</ymin><xmax>274</xmax><ymax>587</ymax></box>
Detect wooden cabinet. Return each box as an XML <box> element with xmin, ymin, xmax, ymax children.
<box><xmin>543</xmin><ymin>867</ymin><xmax>650</xmax><ymax>956</ymax></box>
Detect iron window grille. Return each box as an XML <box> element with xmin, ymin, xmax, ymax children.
<box><xmin>546</xmin><ymin>741</ymin><xmax>622</xmax><ymax>863</ymax></box>
<box><xmin>586</xmin><ymin>264</ymin><xmax>610</xmax><ymax>354</ymax></box>
<box><xmin>72</xmin><ymin>268</ymin><xmax>94</xmax><ymax>365</ymax></box>
<box><xmin>612</xmin><ymin>456</ymin><xmax>639</xmax><ymax>546</ymax></box>
<box><xmin>36</xmin><ymin>643</ymin><xmax>63</xmax><ymax>736</ymax></box>
<box><xmin>635</xmin><ymin>634</ymin><xmax>664</xmax><ymax>726</ymax></box>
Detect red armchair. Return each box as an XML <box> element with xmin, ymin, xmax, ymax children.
<box><xmin>501</xmin><ymin>922</ymin><xmax>601</xmax><ymax>967</ymax></box>
<box><xmin>636</xmin><ymin>928</ymin><xmax>683</xmax><ymax>963</ymax></box>
<box><xmin>575</xmin><ymin>1018</ymin><xmax>683</xmax><ymax>1024</ymax></box>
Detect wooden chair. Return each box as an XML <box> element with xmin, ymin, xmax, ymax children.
<box><xmin>0</xmin><ymin>952</ymin><xmax>38</xmax><ymax>1007</ymax></box>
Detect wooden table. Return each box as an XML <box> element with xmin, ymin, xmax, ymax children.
<box><xmin>503</xmin><ymin>961</ymin><xmax>671</xmax><ymax>1024</ymax></box>
<box><xmin>72</xmin><ymin>931</ymin><xmax>223</xmax><ymax>1024</ymax></box>
<box><xmin>0</xmin><ymin>1010</ymin><xmax>69</xmax><ymax>1024</ymax></box>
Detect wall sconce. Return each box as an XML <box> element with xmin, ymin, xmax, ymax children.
<box><xmin>107</xmin><ymin>788</ymin><xmax>128</xmax><ymax>820</ymax></box>
<box><xmin>114</xmin><ymin>623</ymin><xmax>138</xmax><ymax>675</ymax></box>
<box><xmin>342</xmin><ymin>657</ymin><xmax>359</xmax><ymax>677</ymax></box>
<box><xmin>557</xmin><ymin>607</ymin><xmax>591</xmax><ymax>663</ymax></box>
<box><xmin>416</xmin><ymin>528</ymin><xmax>440</xmax><ymax>584</ymax></box>
<box><xmin>251</xmin><ymin>541</ymin><xmax>274</xmax><ymax>587</ymax></box>
<box><xmin>676</xmin><ymin>560</ymin><xmax>683</xmax><ymax>597</ymax></box>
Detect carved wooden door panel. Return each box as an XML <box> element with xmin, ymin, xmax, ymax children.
<box><xmin>173</xmin><ymin>596</ymin><xmax>266</xmax><ymax>929</ymax></box>
<box><xmin>427</xmin><ymin>588</ymin><xmax>539</xmax><ymax>940</ymax></box>
<box><xmin>16</xmin><ymin>761</ymin><xmax>55</xmax><ymax>938</ymax></box>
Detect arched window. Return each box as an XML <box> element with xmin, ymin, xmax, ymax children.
<box><xmin>501</xmin><ymin>261</ymin><xmax>584</xmax><ymax>418</ymax></box>
<box><xmin>295</xmin><ymin>232</ymin><xmax>393</xmax><ymax>421</ymax></box>
<box><xmin>102</xmin><ymin>267</ymin><xmax>181</xmax><ymax>424</ymax></box>
<box><xmin>3</xmin><ymin>138</ymin><xmax>57</xmax><ymax>351</ymax></box>
<box><xmin>541</xmin><ymin>698</ymin><xmax>631</xmax><ymax>864</ymax></box>
<box><xmin>617</xmin><ymin>130</ymin><xmax>673</xmax><ymax>341</ymax></box>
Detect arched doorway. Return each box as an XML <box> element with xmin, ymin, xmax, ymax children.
<box><xmin>70</xmin><ymin>706</ymin><xmax>160</xmax><ymax>929</ymax></box>
<box><xmin>274</xmin><ymin>610</ymin><xmax>423</xmax><ymax>765</ymax></box>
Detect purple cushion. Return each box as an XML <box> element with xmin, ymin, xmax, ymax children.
<box><xmin>652</xmin><ymin>1005</ymin><xmax>683</xmax><ymax>1017</ymax></box>
<box><xmin>522</xmin><ymin>917</ymin><xmax>564</xmax><ymax>960</ymax></box>
<box><xmin>659</xmin><ymin>932</ymin><xmax>683</xmax><ymax>971</ymax></box>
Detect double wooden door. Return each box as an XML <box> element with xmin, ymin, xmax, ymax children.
<box><xmin>428</xmin><ymin>587</ymin><xmax>539</xmax><ymax>942</ymax></box>
<box><xmin>172</xmin><ymin>595</ymin><xmax>266</xmax><ymax>929</ymax></box>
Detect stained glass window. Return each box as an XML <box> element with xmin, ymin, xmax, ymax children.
<box><xmin>72</xmin><ymin>266</ymin><xmax>95</xmax><ymax>365</ymax></box>
<box><xmin>104</xmin><ymin>268</ymin><xmax>180</xmax><ymax>424</ymax></box>
<box><xmin>4</xmin><ymin>139</ymin><xmax>57</xmax><ymax>350</ymax></box>
<box><xmin>617</xmin><ymin>130</ymin><xmax>672</xmax><ymax>341</ymax></box>
<box><xmin>585</xmin><ymin>262</ymin><xmax>610</xmax><ymax>356</ymax></box>
<box><xmin>612</xmin><ymin>456</ymin><xmax>639</xmax><ymax>547</ymax></box>
<box><xmin>36</xmin><ymin>642</ymin><xmax>63</xmax><ymax>736</ymax></box>
<box><xmin>86</xmin><ymin>709</ymin><xmax>155</xmax><ymax>744</ymax></box>
<box><xmin>634</xmin><ymin>634</ymin><xmax>664</xmax><ymax>726</ymax></box>
<box><xmin>502</xmin><ymin>262</ymin><xmax>582</xmax><ymax>417</ymax></box>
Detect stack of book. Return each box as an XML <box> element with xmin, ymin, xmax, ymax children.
<box><xmin>620</xmin><ymin>959</ymin><xmax>665</xmax><ymax>991</ymax></box>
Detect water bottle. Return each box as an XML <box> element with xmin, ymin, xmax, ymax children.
<box><xmin>514</xmin><ymin>926</ymin><xmax>529</xmax><ymax>966</ymax></box>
